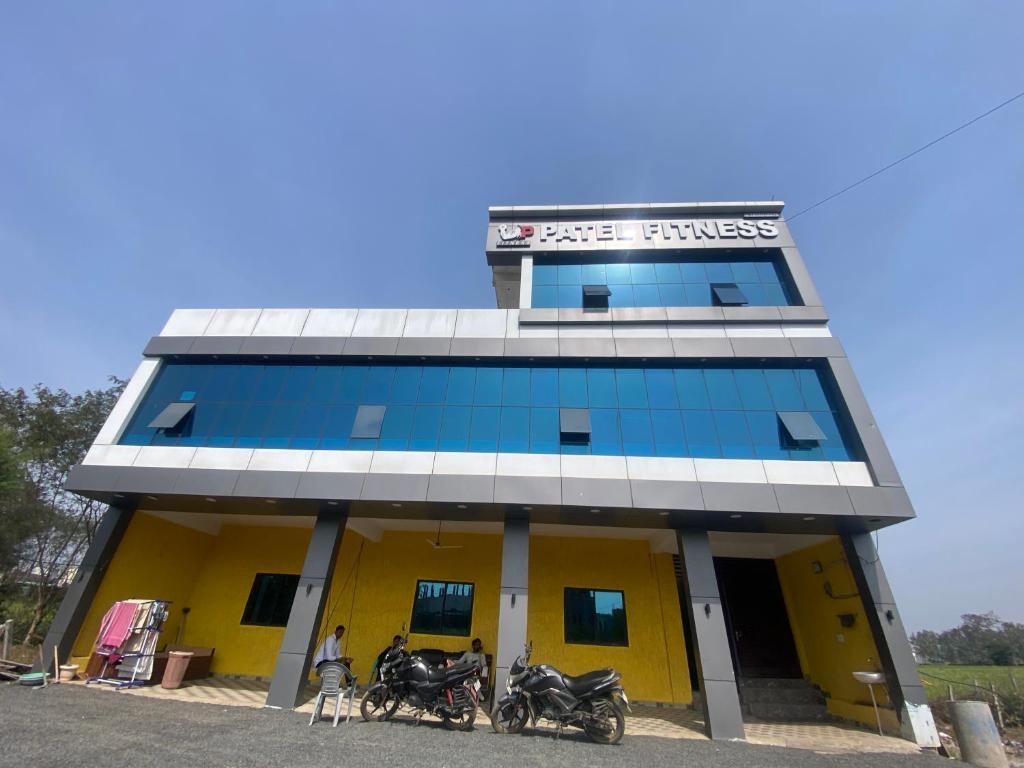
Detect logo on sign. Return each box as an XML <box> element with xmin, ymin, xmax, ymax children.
<box><xmin>496</xmin><ymin>223</ymin><xmax>534</xmax><ymax>247</ymax></box>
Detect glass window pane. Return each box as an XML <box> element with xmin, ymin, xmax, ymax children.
<box><xmin>746</xmin><ymin>411</ymin><xmax>789</xmax><ymax>460</ymax></box>
<box><xmin>739</xmin><ymin>283</ymin><xmax>767</xmax><ymax>305</ymax></box>
<box><xmin>814</xmin><ymin>411</ymin><xmax>849</xmax><ymax>461</ymax></box>
<box><xmin>474</xmin><ymin>367</ymin><xmax>503</xmax><ymax>406</ymax></box>
<box><xmin>684</xmin><ymin>283</ymin><xmax>711</xmax><ymax>306</ymax></box>
<box><xmin>559</xmin><ymin>368</ymin><xmax>588</xmax><ymax>408</ymax></box>
<box><xmin>731</xmin><ymin>262</ymin><xmax>759</xmax><ymax>283</ymax></box>
<box><xmin>255</xmin><ymin>366</ymin><xmax>287</xmax><ymax>401</ymax></box>
<box><xmin>532</xmin><ymin>285</ymin><xmax>558</xmax><ymax>308</ymax></box>
<box><xmin>502</xmin><ymin>367</ymin><xmax>531</xmax><ymax>406</ymax></box>
<box><xmin>587</xmin><ymin>369</ymin><xmax>617</xmax><ymax>408</ymax></box>
<box><xmin>469</xmin><ymin>406</ymin><xmax>500</xmax><ymax>452</ymax></box>
<box><xmin>320</xmin><ymin>405</ymin><xmax>356</xmax><ymax>449</ymax></box>
<box><xmin>682</xmin><ymin>410</ymin><xmax>720</xmax><ymax>457</ymax></box>
<box><xmin>309</xmin><ymin>367</ymin><xmax>343</xmax><ymax>403</ymax></box>
<box><xmin>763</xmin><ymin>283</ymin><xmax>788</xmax><ymax>306</ymax></box>
<box><xmin>764</xmin><ymin>369</ymin><xmax>804</xmax><ymax>410</ymax></box>
<box><xmin>674</xmin><ymin>370</ymin><xmax>710</xmax><ymax>409</ymax></box>
<box><xmin>557</xmin><ymin>285</ymin><xmax>580</xmax><ymax>307</ymax></box>
<box><xmin>733</xmin><ymin>369</ymin><xmax>773</xmax><ymax>410</ymax></box>
<box><xmin>499</xmin><ymin>407</ymin><xmax>530</xmax><ymax>453</ymax></box>
<box><xmin>391</xmin><ymin>367</ymin><xmax>422</xmax><ymax>404</ymax></box>
<box><xmin>418</xmin><ymin>367</ymin><xmax>449</xmax><ymax>404</ymax></box>
<box><xmin>379</xmin><ymin>405</ymin><xmax>415</xmax><ymax>450</ymax></box>
<box><xmin>558</xmin><ymin>264</ymin><xmax>582</xmax><ymax>285</ymax></box>
<box><xmin>630</xmin><ymin>263</ymin><xmax>657</xmax><ymax>283</ymax></box>
<box><xmin>281</xmin><ymin>366</ymin><xmax>314</xmax><ymax>401</ymax></box>
<box><xmin>446</xmin><ymin>367</ymin><xmax>476</xmax><ymax>405</ymax></box>
<box><xmin>796</xmin><ymin>369</ymin><xmax>830</xmax><ymax>410</ymax></box>
<box><xmin>715</xmin><ymin>411</ymin><xmax>755</xmax><ymax>458</ymax></box>
<box><xmin>530</xmin><ymin>369</ymin><xmax>559</xmax><ymax>407</ymax></box>
<box><xmin>620</xmin><ymin>410</ymin><xmax>654</xmax><ymax>456</ymax></box>
<box><xmin>409</xmin><ymin>405</ymin><xmax>443</xmax><ymax>450</ymax></box>
<box><xmin>290</xmin><ymin>403</ymin><xmax>327</xmax><ymax>449</ymax></box>
<box><xmin>645</xmin><ymin>369</ymin><xmax>679</xmax><ymax>409</ymax></box>
<box><xmin>581</xmin><ymin>264</ymin><xmax>606</xmax><ymax>284</ymax></box>
<box><xmin>208</xmin><ymin>402</ymin><xmax>245</xmax><ymax>447</ymax></box>
<box><xmin>235</xmin><ymin>403</ymin><xmax>273</xmax><ymax>448</ymax></box>
<box><xmin>589</xmin><ymin>408</ymin><xmax>621</xmax><ymax>455</ymax></box>
<box><xmin>679</xmin><ymin>263</ymin><xmax>707</xmax><ymax>282</ymax></box>
<box><xmin>363</xmin><ymin>366</ymin><xmax>395</xmax><ymax>405</ymax></box>
<box><xmin>651</xmin><ymin>410</ymin><xmax>686</xmax><ymax>456</ymax></box>
<box><xmin>438</xmin><ymin>406</ymin><xmax>472</xmax><ymax>451</ymax></box>
<box><xmin>608</xmin><ymin>284</ymin><xmax>634</xmax><ymax>307</ymax></box>
<box><xmin>615</xmin><ymin>369</ymin><xmax>648</xmax><ymax>408</ymax></box>
<box><xmin>632</xmin><ymin>283</ymin><xmax>661</xmax><ymax>307</ymax></box>
<box><xmin>338</xmin><ymin>366</ymin><xmax>368</xmax><ymax>404</ymax></box>
<box><xmin>704</xmin><ymin>370</ymin><xmax>742</xmax><ymax>410</ymax></box>
<box><xmin>564</xmin><ymin>588</ymin><xmax>627</xmax><ymax>646</ymax></box>
<box><xmin>705</xmin><ymin>262</ymin><xmax>734</xmax><ymax>283</ymax></box>
<box><xmin>225</xmin><ymin>365</ymin><xmax>260</xmax><ymax>402</ymax></box>
<box><xmin>529</xmin><ymin>408</ymin><xmax>560</xmax><ymax>453</ymax></box>
<box><xmin>756</xmin><ymin>261</ymin><xmax>780</xmax><ymax>283</ymax></box>
<box><xmin>203</xmin><ymin>365</ymin><xmax>237</xmax><ymax>401</ymax></box>
<box><xmin>658</xmin><ymin>283</ymin><xmax>686</xmax><ymax>306</ymax></box>
<box><xmin>655</xmin><ymin>262</ymin><xmax>681</xmax><ymax>283</ymax></box>
<box><xmin>533</xmin><ymin>264</ymin><xmax>558</xmax><ymax>286</ymax></box>
<box><xmin>605</xmin><ymin>263</ymin><xmax>631</xmax><ymax>283</ymax></box>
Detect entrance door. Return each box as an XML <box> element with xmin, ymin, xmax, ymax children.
<box><xmin>714</xmin><ymin>557</ymin><xmax>802</xmax><ymax>679</ymax></box>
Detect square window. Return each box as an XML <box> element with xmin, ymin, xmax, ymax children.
<box><xmin>532</xmin><ymin>285</ymin><xmax>559</xmax><ymax>308</ymax></box>
<box><xmin>654</xmin><ymin>262</ymin><xmax>681</xmax><ymax>283</ymax></box>
<box><xmin>559</xmin><ymin>408</ymin><xmax>591</xmax><ymax>444</ymax></box>
<box><xmin>607</xmin><ymin>284</ymin><xmax>634</xmax><ymax>307</ymax></box>
<box><xmin>581</xmin><ymin>264</ymin><xmax>607</xmax><ymax>284</ymax></box>
<box><xmin>533</xmin><ymin>264</ymin><xmax>558</xmax><ymax>286</ymax></box>
<box><xmin>564</xmin><ymin>588</ymin><xmax>628</xmax><ymax>646</ymax></box>
<box><xmin>632</xmin><ymin>284</ymin><xmax>661</xmax><ymax>307</ymax></box>
<box><xmin>529</xmin><ymin>408</ymin><xmax>560</xmax><ymax>453</ymax></box>
<box><xmin>147</xmin><ymin>401</ymin><xmax>195</xmax><ymax>430</ymax></box>
<box><xmin>711</xmin><ymin>283</ymin><xmax>748</xmax><ymax>306</ymax></box>
<box><xmin>731</xmin><ymin>262</ymin><xmax>760</xmax><ymax>283</ymax></box>
<box><xmin>410</xmin><ymin>580</ymin><xmax>475</xmax><ymax>637</ymax></box>
<box><xmin>557</xmin><ymin>284</ymin><xmax>580</xmax><ymax>307</ymax></box>
<box><xmin>558</xmin><ymin>264</ymin><xmax>582</xmax><ymax>285</ymax></box>
<box><xmin>605</xmin><ymin>262</ymin><xmax>631</xmax><ymax>284</ymax></box>
<box><xmin>351</xmin><ymin>405</ymin><xmax>386</xmax><ymax>439</ymax></box>
<box><xmin>705</xmin><ymin>262</ymin><xmax>734</xmax><ymax>283</ymax></box>
<box><xmin>582</xmin><ymin>284</ymin><xmax>611</xmax><ymax>311</ymax></box>
<box><xmin>778</xmin><ymin>411</ymin><xmax>827</xmax><ymax>443</ymax></box>
<box><xmin>658</xmin><ymin>283</ymin><xmax>687</xmax><ymax>306</ymax></box>
<box><xmin>630</xmin><ymin>263</ymin><xmax>657</xmax><ymax>284</ymax></box>
<box><xmin>679</xmin><ymin>263</ymin><xmax>707</xmax><ymax>282</ymax></box>
<box><xmin>683</xmin><ymin>283</ymin><xmax>711</xmax><ymax>306</ymax></box>
<box><xmin>241</xmin><ymin>573</ymin><xmax>299</xmax><ymax>627</ymax></box>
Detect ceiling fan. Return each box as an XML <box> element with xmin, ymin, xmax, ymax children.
<box><xmin>426</xmin><ymin>521</ymin><xmax>463</xmax><ymax>550</ymax></box>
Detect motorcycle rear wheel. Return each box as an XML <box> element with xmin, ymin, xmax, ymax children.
<box><xmin>583</xmin><ymin>699</ymin><xmax>626</xmax><ymax>745</ymax></box>
<box><xmin>490</xmin><ymin>701</ymin><xmax>528</xmax><ymax>735</ymax></box>
<box><xmin>442</xmin><ymin>705</ymin><xmax>477</xmax><ymax>731</ymax></box>
<box><xmin>360</xmin><ymin>684</ymin><xmax>400</xmax><ymax>722</ymax></box>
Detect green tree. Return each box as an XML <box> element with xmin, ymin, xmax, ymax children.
<box><xmin>0</xmin><ymin>378</ymin><xmax>124</xmax><ymax>644</ymax></box>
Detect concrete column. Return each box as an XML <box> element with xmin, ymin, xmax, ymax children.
<box><xmin>266</xmin><ymin>506</ymin><xmax>348</xmax><ymax>709</ymax></box>
<box><xmin>841</xmin><ymin>532</ymin><xmax>939</xmax><ymax>747</ymax></box>
<box><xmin>676</xmin><ymin>529</ymin><xmax>745</xmax><ymax>741</ymax></box>
<box><xmin>36</xmin><ymin>505</ymin><xmax>134</xmax><ymax>675</ymax></box>
<box><xmin>493</xmin><ymin>515</ymin><xmax>529</xmax><ymax>707</ymax></box>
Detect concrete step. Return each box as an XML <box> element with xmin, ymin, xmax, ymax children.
<box><xmin>744</xmin><ymin>702</ymin><xmax>834</xmax><ymax>722</ymax></box>
<box><xmin>738</xmin><ymin>677</ymin><xmax>812</xmax><ymax>690</ymax></box>
<box><xmin>740</xmin><ymin>686</ymin><xmax>825</xmax><ymax>705</ymax></box>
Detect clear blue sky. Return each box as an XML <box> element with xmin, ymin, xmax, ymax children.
<box><xmin>1</xmin><ymin>2</ymin><xmax>1021</xmax><ymax>632</ymax></box>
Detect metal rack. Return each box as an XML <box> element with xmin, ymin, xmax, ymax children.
<box><xmin>88</xmin><ymin>599</ymin><xmax>171</xmax><ymax>689</ymax></box>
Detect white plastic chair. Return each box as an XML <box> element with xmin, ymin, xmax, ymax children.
<box><xmin>308</xmin><ymin>662</ymin><xmax>357</xmax><ymax>727</ymax></box>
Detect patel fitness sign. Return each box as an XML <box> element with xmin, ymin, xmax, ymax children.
<box><xmin>493</xmin><ymin>218</ymin><xmax>779</xmax><ymax>248</ymax></box>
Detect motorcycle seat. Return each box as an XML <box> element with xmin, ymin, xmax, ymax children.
<box><xmin>426</xmin><ymin>661</ymin><xmax>476</xmax><ymax>683</ymax></box>
<box><xmin>561</xmin><ymin>668</ymin><xmax>618</xmax><ymax>695</ymax></box>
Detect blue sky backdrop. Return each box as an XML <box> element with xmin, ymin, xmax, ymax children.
<box><xmin>1</xmin><ymin>2</ymin><xmax>1021</xmax><ymax>631</ymax></box>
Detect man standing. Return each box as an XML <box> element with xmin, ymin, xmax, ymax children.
<box><xmin>313</xmin><ymin>625</ymin><xmax>353</xmax><ymax>670</ymax></box>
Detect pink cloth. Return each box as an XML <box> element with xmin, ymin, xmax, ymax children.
<box><xmin>98</xmin><ymin>601</ymin><xmax>139</xmax><ymax>649</ymax></box>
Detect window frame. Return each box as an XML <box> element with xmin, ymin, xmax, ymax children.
<box><xmin>409</xmin><ymin>579</ymin><xmax>476</xmax><ymax>637</ymax></box>
<box><xmin>240</xmin><ymin>572</ymin><xmax>300</xmax><ymax>628</ymax></box>
<box><xmin>563</xmin><ymin>586</ymin><xmax>629</xmax><ymax>647</ymax></box>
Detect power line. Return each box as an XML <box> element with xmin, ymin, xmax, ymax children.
<box><xmin>787</xmin><ymin>89</ymin><xmax>1024</xmax><ymax>222</ymax></box>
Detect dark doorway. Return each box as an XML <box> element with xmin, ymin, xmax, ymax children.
<box><xmin>714</xmin><ymin>557</ymin><xmax>802</xmax><ymax>679</ymax></box>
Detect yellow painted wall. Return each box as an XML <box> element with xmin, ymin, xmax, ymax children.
<box><xmin>182</xmin><ymin>524</ymin><xmax>312</xmax><ymax>677</ymax></box>
<box><xmin>70</xmin><ymin>512</ymin><xmax>215</xmax><ymax>666</ymax></box>
<box><xmin>528</xmin><ymin>536</ymin><xmax>692</xmax><ymax>704</ymax></box>
<box><xmin>776</xmin><ymin>537</ymin><xmax>893</xmax><ymax>729</ymax></box>
<box><xmin>319</xmin><ymin>530</ymin><xmax>503</xmax><ymax>684</ymax></box>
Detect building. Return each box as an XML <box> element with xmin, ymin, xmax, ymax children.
<box><xmin>45</xmin><ymin>201</ymin><xmax>937</xmax><ymax>744</ymax></box>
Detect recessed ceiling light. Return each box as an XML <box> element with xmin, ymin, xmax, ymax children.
<box><xmin>729</xmin><ymin>513</ymin><xmax>742</xmax><ymax>519</ymax></box>
<box><xmin>590</xmin><ymin>508</ymin><xmax>601</xmax><ymax>514</ymax></box>
<box><xmin>802</xmin><ymin>516</ymin><xmax>816</xmax><ymax>521</ymax></box>
<box><xmin>265</xmin><ymin>499</ymin><xmax>277</xmax><ymax>505</ymax></box>
<box><xmin>327</xmin><ymin>501</ymin><xmax>338</xmax><ymax>506</ymax></box>
<box><xmin>113</xmin><ymin>494</ymin><xmax>125</xmax><ymax>499</ymax></box>
<box><xmin>658</xmin><ymin>511</ymin><xmax>669</xmax><ymax>517</ymax></box>
<box><xmin>522</xmin><ymin>506</ymin><xmax>532</xmax><ymax>511</ymax></box>
<box><xmin>391</xmin><ymin>503</ymin><xmax>402</xmax><ymax>508</ymax></box>
<box><xmin>205</xmin><ymin>497</ymin><xmax>217</xmax><ymax>503</ymax></box>
<box><xmin>457</xmin><ymin>504</ymin><xmax>467</xmax><ymax>509</ymax></box>
<box><xmin>146</xmin><ymin>495</ymin><xmax>158</xmax><ymax>501</ymax></box>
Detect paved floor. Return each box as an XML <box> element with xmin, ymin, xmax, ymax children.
<box><xmin>66</xmin><ymin>676</ymin><xmax>920</xmax><ymax>755</ymax></box>
<box><xmin>1</xmin><ymin>683</ymin><xmax>945</xmax><ymax>768</ymax></box>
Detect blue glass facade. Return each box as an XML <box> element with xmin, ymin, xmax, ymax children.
<box><xmin>121</xmin><ymin>362</ymin><xmax>856</xmax><ymax>461</ymax></box>
<box><xmin>531</xmin><ymin>256</ymin><xmax>793</xmax><ymax>309</ymax></box>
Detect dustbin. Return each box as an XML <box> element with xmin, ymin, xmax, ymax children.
<box><xmin>161</xmin><ymin>651</ymin><xmax>194</xmax><ymax>689</ymax></box>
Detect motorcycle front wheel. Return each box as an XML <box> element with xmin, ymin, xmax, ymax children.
<box><xmin>490</xmin><ymin>700</ymin><xmax>528</xmax><ymax>734</ymax></box>
<box><xmin>442</xmin><ymin>706</ymin><xmax>477</xmax><ymax>731</ymax></box>
<box><xmin>583</xmin><ymin>699</ymin><xmax>626</xmax><ymax>745</ymax></box>
<box><xmin>360</xmin><ymin>683</ymin><xmax>400</xmax><ymax>722</ymax></box>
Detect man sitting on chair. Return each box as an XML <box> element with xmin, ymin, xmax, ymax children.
<box><xmin>313</xmin><ymin>625</ymin><xmax>353</xmax><ymax>671</ymax></box>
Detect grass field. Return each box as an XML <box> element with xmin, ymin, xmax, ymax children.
<box><xmin>918</xmin><ymin>664</ymin><xmax>1023</xmax><ymax>701</ymax></box>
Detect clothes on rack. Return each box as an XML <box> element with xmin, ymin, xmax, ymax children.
<box><xmin>90</xmin><ymin>599</ymin><xmax>170</xmax><ymax>685</ymax></box>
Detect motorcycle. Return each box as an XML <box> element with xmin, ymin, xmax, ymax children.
<box><xmin>490</xmin><ymin>643</ymin><xmax>630</xmax><ymax>744</ymax></box>
<box><xmin>360</xmin><ymin>633</ymin><xmax>482</xmax><ymax>731</ymax></box>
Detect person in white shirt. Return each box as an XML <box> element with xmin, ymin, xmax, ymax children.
<box><xmin>313</xmin><ymin>625</ymin><xmax>353</xmax><ymax>670</ymax></box>
<box><xmin>457</xmin><ymin>637</ymin><xmax>486</xmax><ymax>672</ymax></box>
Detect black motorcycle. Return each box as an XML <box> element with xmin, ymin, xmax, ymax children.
<box><xmin>360</xmin><ymin>634</ymin><xmax>482</xmax><ymax>730</ymax></box>
<box><xmin>490</xmin><ymin>643</ymin><xmax>630</xmax><ymax>744</ymax></box>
